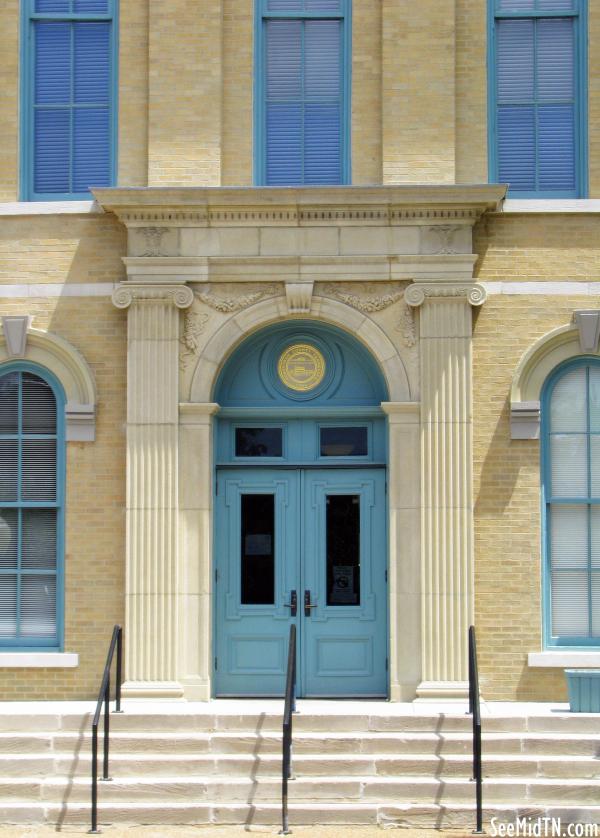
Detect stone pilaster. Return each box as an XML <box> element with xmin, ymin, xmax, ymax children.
<box><xmin>406</xmin><ymin>281</ymin><xmax>486</xmax><ymax>700</ymax></box>
<box><xmin>112</xmin><ymin>282</ymin><xmax>194</xmax><ymax>698</ymax></box>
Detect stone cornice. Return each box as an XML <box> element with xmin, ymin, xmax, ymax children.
<box><xmin>405</xmin><ymin>282</ymin><xmax>487</xmax><ymax>308</ymax></box>
<box><xmin>93</xmin><ymin>185</ymin><xmax>506</xmax><ymax>228</ymax></box>
<box><xmin>112</xmin><ymin>283</ymin><xmax>194</xmax><ymax>309</ymax></box>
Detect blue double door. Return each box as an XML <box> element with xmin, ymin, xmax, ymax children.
<box><xmin>214</xmin><ymin>467</ymin><xmax>387</xmax><ymax>697</ymax></box>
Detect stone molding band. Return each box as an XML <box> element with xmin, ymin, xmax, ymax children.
<box><xmin>112</xmin><ymin>283</ymin><xmax>194</xmax><ymax>310</ymax></box>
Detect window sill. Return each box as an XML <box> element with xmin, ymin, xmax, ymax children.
<box><xmin>0</xmin><ymin>201</ymin><xmax>101</xmax><ymax>217</ymax></box>
<box><xmin>0</xmin><ymin>653</ymin><xmax>78</xmax><ymax>668</ymax></box>
<box><xmin>529</xmin><ymin>651</ymin><xmax>600</xmax><ymax>668</ymax></box>
<box><xmin>502</xmin><ymin>199</ymin><xmax>600</xmax><ymax>214</ymax></box>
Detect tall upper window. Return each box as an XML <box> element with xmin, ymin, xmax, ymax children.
<box><xmin>489</xmin><ymin>0</ymin><xmax>587</xmax><ymax>198</ymax></box>
<box><xmin>21</xmin><ymin>0</ymin><xmax>117</xmax><ymax>200</ymax></box>
<box><xmin>255</xmin><ymin>0</ymin><xmax>350</xmax><ymax>186</ymax></box>
<box><xmin>0</xmin><ymin>367</ymin><xmax>64</xmax><ymax>648</ymax></box>
<box><xmin>543</xmin><ymin>360</ymin><xmax>600</xmax><ymax>647</ymax></box>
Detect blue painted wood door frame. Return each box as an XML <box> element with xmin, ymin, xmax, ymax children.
<box><xmin>214</xmin><ymin>467</ymin><xmax>388</xmax><ymax>697</ymax></box>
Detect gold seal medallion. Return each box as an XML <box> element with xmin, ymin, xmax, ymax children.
<box><xmin>277</xmin><ymin>344</ymin><xmax>326</xmax><ymax>392</ymax></box>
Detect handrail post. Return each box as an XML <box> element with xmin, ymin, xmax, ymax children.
<box><xmin>115</xmin><ymin>626</ymin><xmax>123</xmax><ymax>713</ymax></box>
<box><xmin>469</xmin><ymin>625</ymin><xmax>484</xmax><ymax>835</ymax></box>
<box><xmin>102</xmin><ymin>673</ymin><xmax>111</xmax><ymax>782</ymax></box>
<box><xmin>89</xmin><ymin>722</ymin><xmax>99</xmax><ymax>834</ymax></box>
<box><xmin>280</xmin><ymin>624</ymin><xmax>296</xmax><ymax>835</ymax></box>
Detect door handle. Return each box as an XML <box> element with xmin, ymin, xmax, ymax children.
<box><xmin>304</xmin><ymin>589</ymin><xmax>317</xmax><ymax>617</ymax></box>
<box><xmin>284</xmin><ymin>589</ymin><xmax>297</xmax><ymax>617</ymax></box>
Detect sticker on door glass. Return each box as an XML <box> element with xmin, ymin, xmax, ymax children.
<box><xmin>277</xmin><ymin>344</ymin><xmax>326</xmax><ymax>392</ymax></box>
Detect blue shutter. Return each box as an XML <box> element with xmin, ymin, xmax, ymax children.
<box><xmin>0</xmin><ymin>369</ymin><xmax>63</xmax><ymax>649</ymax></box>
<box><xmin>264</xmin><ymin>14</ymin><xmax>343</xmax><ymax>185</ymax></box>
<box><xmin>25</xmin><ymin>1</ymin><xmax>115</xmax><ymax>199</ymax></box>
<box><xmin>492</xmin><ymin>1</ymin><xmax>583</xmax><ymax>197</ymax></box>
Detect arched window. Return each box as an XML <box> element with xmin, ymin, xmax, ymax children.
<box><xmin>543</xmin><ymin>359</ymin><xmax>600</xmax><ymax>647</ymax></box>
<box><xmin>0</xmin><ymin>365</ymin><xmax>64</xmax><ymax>649</ymax></box>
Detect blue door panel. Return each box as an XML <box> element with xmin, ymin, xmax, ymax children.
<box><xmin>215</xmin><ymin>467</ymin><xmax>387</xmax><ymax>697</ymax></box>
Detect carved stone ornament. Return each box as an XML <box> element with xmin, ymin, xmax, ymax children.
<box><xmin>139</xmin><ymin>227</ymin><xmax>169</xmax><ymax>257</ymax></box>
<box><xmin>180</xmin><ymin>310</ymin><xmax>210</xmax><ymax>370</ymax></box>
<box><xmin>1</xmin><ymin>316</ymin><xmax>31</xmax><ymax>357</ymax></box>
<box><xmin>404</xmin><ymin>283</ymin><xmax>487</xmax><ymax>308</ymax></box>
<box><xmin>426</xmin><ymin>225</ymin><xmax>463</xmax><ymax>255</ymax></box>
<box><xmin>396</xmin><ymin>304</ymin><xmax>417</xmax><ymax>348</ymax></box>
<box><xmin>194</xmin><ymin>284</ymin><xmax>279</xmax><ymax>313</ymax></box>
<box><xmin>112</xmin><ymin>283</ymin><xmax>194</xmax><ymax>309</ymax></box>
<box><xmin>322</xmin><ymin>284</ymin><xmax>404</xmax><ymax>313</ymax></box>
<box><xmin>285</xmin><ymin>282</ymin><xmax>314</xmax><ymax>314</ymax></box>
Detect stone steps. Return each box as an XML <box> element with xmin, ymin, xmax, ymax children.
<box><xmin>1</xmin><ymin>703</ymin><xmax>599</xmax><ymax>826</ymax></box>
<box><xmin>2</xmin><ymin>775</ymin><xmax>600</xmax><ymax>805</ymax></box>
<box><xmin>2</xmin><ymin>800</ymin><xmax>600</xmax><ymax>829</ymax></box>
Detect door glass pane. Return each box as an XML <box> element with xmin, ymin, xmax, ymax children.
<box><xmin>326</xmin><ymin>495</ymin><xmax>360</xmax><ymax>606</ymax></box>
<box><xmin>235</xmin><ymin>428</ymin><xmax>282</xmax><ymax>458</ymax></box>
<box><xmin>320</xmin><ymin>427</ymin><xmax>367</xmax><ymax>457</ymax></box>
<box><xmin>241</xmin><ymin>495</ymin><xmax>275</xmax><ymax>605</ymax></box>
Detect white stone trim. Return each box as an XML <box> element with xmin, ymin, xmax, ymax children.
<box><xmin>2</xmin><ymin>316</ymin><xmax>31</xmax><ymax>357</ymax></box>
<box><xmin>510</xmin><ymin>401</ymin><xmax>541</xmax><ymax>440</ymax></box>
<box><xmin>529</xmin><ymin>652</ymin><xmax>600</xmax><ymax>668</ymax></box>
<box><xmin>484</xmin><ymin>282</ymin><xmax>600</xmax><ymax>296</ymax></box>
<box><xmin>0</xmin><ymin>653</ymin><xmax>78</xmax><ymax>668</ymax></box>
<box><xmin>0</xmin><ymin>200</ymin><xmax>100</xmax><ymax>216</ymax></box>
<box><xmin>0</xmin><ymin>283</ymin><xmax>116</xmax><ymax>298</ymax></box>
<box><xmin>502</xmin><ymin>199</ymin><xmax>600</xmax><ymax>214</ymax></box>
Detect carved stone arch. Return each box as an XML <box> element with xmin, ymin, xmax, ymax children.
<box><xmin>0</xmin><ymin>325</ymin><xmax>97</xmax><ymax>441</ymax></box>
<box><xmin>510</xmin><ymin>323</ymin><xmax>592</xmax><ymax>440</ymax></box>
<box><xmin>189</xmin><ymin>294</ymin><xmax>412</xmax><ymax>403</ymax></box>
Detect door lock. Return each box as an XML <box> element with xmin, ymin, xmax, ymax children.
<box><xmin>284</xmin><ymin>589</ymin><xmax>297</xmax><ymax>617</ymax></box>
<box><xmin>304</xmin><ymin>589</ymin><xmax>317</xmax><ymax>617</ymax></box>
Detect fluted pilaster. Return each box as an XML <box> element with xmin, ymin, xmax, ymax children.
<box><xmin>406</xmin><ymin>281</ymin><xmax>486</xmax><ymax>700</ymax></box>
<box><xmin>112</xmin><ymin>282</ymin><xmax>193</xmax><ymax>698</ymax></box>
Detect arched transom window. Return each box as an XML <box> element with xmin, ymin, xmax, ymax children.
<box><xmin>0</xmin><ymin>367</ymin><xmax>64</xmax><ymax>648</ymax></box>
<box><xmin>543</xmin><ymin>360</ymin><xmax>600</xmax><ymax>646</ymax></box>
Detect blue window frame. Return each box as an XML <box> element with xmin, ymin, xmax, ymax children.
<box><xmin>542</xmin><ymin>359</ymin><xmax>600</xmax><ymax>647</ymax></box>
<box><xmin>254</xmin><ymin>0</ymin><xmax>351</xmax><ymax>186</ymax></box>
<box><xmin>488</xmin><ymin>0</ymin><xmax>587</xmax><ymax>198</ymax></box>
<box><xmin>0</xmin><ymin>364</ymin><xmax>65</xmax><ymax>649</ymax></box>
<box><xmin>20</xmin><ymin>0</ymin><xmax>118</xmax><ymax>201</ymax></box>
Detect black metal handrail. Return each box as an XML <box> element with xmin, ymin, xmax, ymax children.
<box><xmin>281</xmin><ymin>623</ymin><xmax>297</xmax><ymax>836</ymax></box>
<box><xmin>89</xmin><ymin>624</ymin><xmax>123</xmax><ymax>835</ymax></box>
<box><xmin>468</xmin><ymin>625</ymin><xmax>484</xmax><ymax>834</ymax></box>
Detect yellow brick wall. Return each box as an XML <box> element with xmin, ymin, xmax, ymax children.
<box><xmin>118</xmin><ymin>0</ymin><xmax>149</xmax><ymax>187</ymax></box>
<box><xmin>222</xmin><ymin>0</ymin><xmax>253</xmax><ymax>186</ymax></box>
<box><xmin>0</xmin><ymin>297</ymin><xmax>127</xmax><ymax>700</ymax></box>
<box><xmin>0</xmin><ymin>0</ymin><xmax>19</xmax><ymax>201</ymax></box>
<box><xmin>456</xmin><ymin>0</ymin><xmax>488</xmax><ymax>184</ymax></box>
<box><xmin>472</xmin><ymin>295</ymin><xmax>592</xmax><ymax>701</ymax></box>
<box><xmin>475</xmin><ymin>213</ymin><xmax>600</xmax><ymax>281</ymax></box>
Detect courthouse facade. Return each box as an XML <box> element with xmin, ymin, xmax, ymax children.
<box><xmin>1</xmin><ymin>0</ymin><xmax>599</xmax><ymax>704</ymax></box>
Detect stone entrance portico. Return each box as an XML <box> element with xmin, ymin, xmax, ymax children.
<box><xmin>94</xmin><ymin>184</ymin><xmax>506</xmax><ymax>702</ymax></box>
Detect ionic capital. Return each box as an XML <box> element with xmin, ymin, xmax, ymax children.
<box><xmin>112</xmin><ymin>283</ymin><xmax>194</xmax><ymax>310</ymax></box>
<box><xmin>404</xmin><ymin>282</ymin><xmax>487</xmax><ymax>309</ymax></box>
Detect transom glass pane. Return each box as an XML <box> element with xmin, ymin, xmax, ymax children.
<box><xmin>551</xmin><ymin>367</ymin><xmax>586</xmax><ymax>432</ymax></box>
<box><xmin>0</xmin><ymin>373</ymin><xmax>18</xmax><ymax>434</ymax></box>
<box><xmin>235</xmin><ymin>428</ymin><xmax>283</xmax><ymax>458</ymax></box>
<box><xmin>22</xmin><ymin>373</ymin><xmax>56</xmax><ymax>434</ymax></box>
<box><xmin>320</xmin><ymin>427</ymin><xmax>368</xmax><ymax>457</ymax></box>
<box><xmin>241</xmin><ymin>495</ymin><xmax>275</xmax><ymax>605</ymax></box>
<box><xmin>326</xmin><ymin>495</ymin><xmax>360</xmax><ymax>606</ymax></box>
